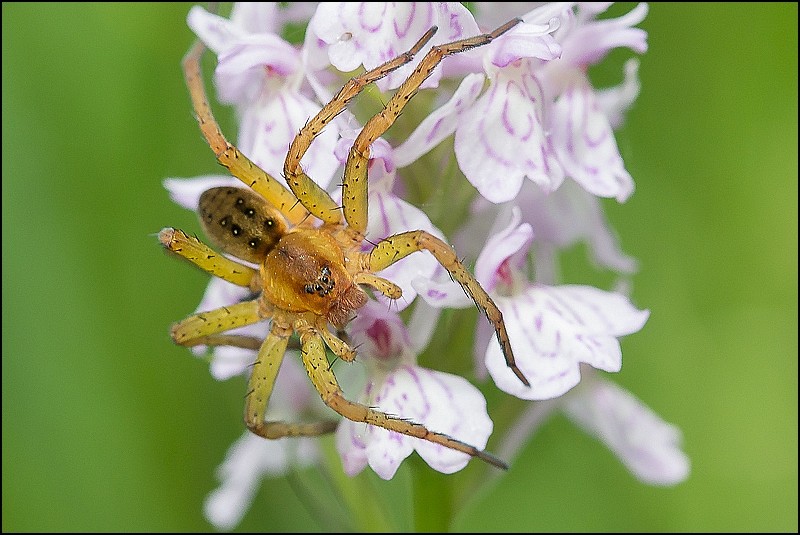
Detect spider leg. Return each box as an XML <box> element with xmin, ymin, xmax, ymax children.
<box><xmin>245</xmin><ymin>326</ymin><xmax>339</xmax><ymax>439</ymax></box>
<box><xmin>353</xmin><ymin>273</ymin><xmax>403</xmax><ymax>300</ymax></box>
<box><xmin>170</xmin><ymin>300</ymin><xmax>267</xmax><ymax>347</ymax></box>
<box><xmin>358</xmin><ymin>230</ymin><xmax>531</xmax><ymax>387</ymax></box>
<box><xmin>314</xmin><ymin>316</ymin><xmax>357</xmax><ymax>363</ymax></box>
<box><xmin>343</xmin><ymin>18</ymin><xmax>523</xmax><ymax>233</ymax></box>
<box><xmin>159</xmin><ymin>228</ymin><xmax>259</xmax><ymax>290</ymax></box>
<box><xmin>296</xmin><ymin>325</ymin><xmax>507</xmax><ymax>469</ymax></box>
<box><xmin>182</xmin><ymin>40</ymin><xmax>310</xmax><ymax>226</ymax></box>
<box><xmin>178</xmin><ymin>334</ymin><xmax>263</xmax><ymax>351</ymax></box>
<box><xmin>284</xmin><ymin>27</ymin><xmax>439</xmax><ymax>226</ymax></box>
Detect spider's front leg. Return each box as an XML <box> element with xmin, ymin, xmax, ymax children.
<box><xmin>342</xmin><ymin>18</ymin><xmax>523</xmax><ymax>233</ymax></box>
<box><xmin>359</xmin><ymin>231</ymin><xmax>531</xmax><ymax>387</ymax></box>
<box><xmin>182</xmin><ymin>40</ymin><xmax>310</xmax><ymax>226</ymax></box>
<box><xmin>283</xmin><ymin>27</ymin><xmax>438</xmax><ymax>226</ymax></box>
<box><xmin>296</xmin><ymin>324</ymin><xmax>508</xmax><ymax>469</ymax></box>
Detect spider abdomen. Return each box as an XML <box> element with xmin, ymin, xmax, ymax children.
<box><xmin>198</xmin><ymin>186</ymin><xmax>288</xmax><ymax>264</ymax></box>
<box><xmin>261</xmin><ymin>229</ymin><xmax>366</xmax><ymax>327</ymax></box>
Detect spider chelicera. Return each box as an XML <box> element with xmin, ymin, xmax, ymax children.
<box><xmin>159</xmin><ymin>15</ymin><xmax>529</xmax><ymax>470</ymax></box>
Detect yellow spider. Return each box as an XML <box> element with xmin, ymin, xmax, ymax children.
<box><xmin>159</xmin><ymin>15</ymin><xmax>529</xmax><ymax>470</ymax></box>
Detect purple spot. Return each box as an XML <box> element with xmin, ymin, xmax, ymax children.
<box><xmin>427</xmin><ymin>288</ymin><xmax>447</xmax><ymax>300</ymax></box>
<box><xmin>425</xmin><ymin>118</ymin><xmax>444</xmax><ymax>144</ymax></box>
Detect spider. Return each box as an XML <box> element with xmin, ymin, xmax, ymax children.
<box><xmin>159</xmin><ymin>14</ymin><xmax>530</xmax><ymax>470</ymax></box>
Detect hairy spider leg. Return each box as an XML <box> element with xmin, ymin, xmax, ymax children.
<box><xmin>283</xmin><ymin>27</ymin><xmax>439</xmax><ymax>226</ymax></box>
<box><xmin>182</xmin><ymin>40</ymin><xmax>310</xmax><ymax>226</ymax></box>
<box><xmin>296</xmin><ymin>323</ymin><xmax>509</xmax><ymax>469</ymax></box>
<box><xmin>170</xmin><ymin>299</ymin><xmax>266</xmax><ymax>346</ymax></box>
<box><xmin>245</xmin><ymin>325</ymin><xmax>339</xmax><ymax>439</ymax></box>
<box><xmin>343</xmin><ymin>18</ymin><xmax>523</xmax><ymax>233</ymax></box>
<box><xmin>359</xmin><ymin>230</ymin><xmax>531</xmax><ymax>387</ymax></box>
<box><xmin>159</xmin><ymin>228</ymin><xmax>259</xmax><ymax>290</ymax></box>
<box><xmin>352</xmin><ymin>272</ymin><xmax>404</xmax><ymax>300</ymax></box>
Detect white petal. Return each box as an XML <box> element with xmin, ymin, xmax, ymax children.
<box><xmin>394</xmin><ymin>73</ymin><xmax>485</xmax><ymax>168</ymax></box>
<box><xmin>552</xmin><ymin>80</ymin><xmax>634</xmax><ymax>202</ymax></box>
<box><xmin>407</xmin><ymin>368</ymin><xmax>493</xmax><ymax>473</ymax></box>
<box><xmin>488</xmin><ymin>21</ymin><xmax>562</xmax><ymax>67</ymax></box>
<box><xmin>335</xmin><ymin>418</ymin><xmax>370</xmax><ymax>477</ymax></box>
<box><xmin>238</xmin><ymin>92</ymin><xmax>340</xmax><ymax>189</ymax></box>
<box><xmin>563</xmin><ymin>378</ymin><xmax>690</xmax><ymax>485</ymax></box>
<box><xmin>541</xmin><ymin>284</ymin><xmax>650</xmax><ymax>337</ymax></box>
<box><xmin>485</xmin><ymin>285</ymin><xmax>648</xmax><ymax>400</ymax></box>
<box><xmin>204</xmin><ymin>431</ymin><xmax>321</xmax><ymax>530</ymax></box>
<box><xmin>209</xmin><ymin>345</ymin><xmax>258</xmax><ymax>381</ymax></box>
<box><xmin>411</xmin><ymin>265</ymin><xmax>473</xmax><ymax>309</ymax></box>
<box><xmin>474</xmin><ymin>207</ymin><xmax>533</xmax><ymax>292</ymax></box>
<box><xmin>187</xmin><ymin>5</ymin><xmax>245</xmax><ymax>54</ymax></box>
<box><xmin>163</xmin><ymin>176</ymin><xmax>242</xmax><ymax>210</ymax></box>
<box><xmin>563</xmin><ymin>3</ymin><xmax>648</xmax><ymax>66</ymax></box>
<box><xmin>455</xmin><ymin>63</ymin><xmax>562</xmax><ymax>203</ymax></box>
<box><xmin>214</xmin><ymin>36</ymin><xmax>300</xmax><ymax>105</ymax></box>
<box><xmin>342</xmin><ymin>365</ymin><xmax>493</xmax><ymax>478</ymax></box>
<box><xmin>194</xmin><ymin>277</ymin><xmax>253</xmax><ymax>314</ymax></box>
<box><xmin>202</xmin><ymin>432</ymin><xmax>288</xmax><ymax>531</ymax></box>
<box><xmin>515</xmin><ymin>180</ymin><xmax>638</xmax><ymax>274</ymax></box>
<box><xmin>310</xmin><ymin>3</ymin><xmax>479</xmax><ymax>91</ymax></box>
<box><xmin>596</xmin><ymin>58</ymin><xmax>641</xmax><ymax>130</ymax></box>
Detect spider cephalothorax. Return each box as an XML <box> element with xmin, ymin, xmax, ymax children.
<box><xmin>160</xmin><ymin>14</ymin><xmax>529</xmax><ymax>469</ymax></box>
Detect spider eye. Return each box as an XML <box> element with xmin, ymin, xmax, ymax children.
<box><xmin>264</xmin><ymin>218</ymin><xmax>274</xmax><ymax>228</ymax></box>
<box><xmin>219</xmin><ymin>216</ymin><xmax>230</xmax><ymax>227</ymax></box>
<box><xmin>304</xmin><ymin>284</ymin><xmax>314</xmax><ymax>294</ymax></box>
<box><xmin>248</xmin><ymin>238</ymin><xmax>260</xmax><ymax>249</ymax></box>
<box><xmin>231</xmin><ymin>224</ymin><xmax>241</xmax><ymax>236</ymax></box>
<box><xmin>244</xmin><ymin>208</ymin><xmax>255</xmax><ymax>217</ymax></box>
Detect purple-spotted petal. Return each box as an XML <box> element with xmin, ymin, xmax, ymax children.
<box><xmin>552</xmin><ymin>80</ymin><xmax>634</xmax><ymax>202</ymax></box>
<box><xmin>394</xmin><ymin>73</ymin><xmax>485</xmax><ymax>168</ymax></box>
<box><xmin>563</xmin><ymin>377</ymin><xmax>690</xmax><ymax>485</ymax></box>
<box><xmin>238</xmin><ymin>91</ymin><xmax>340</xmax><ymax>189</ymax></box>
<box><xmin>412</xmin><ymin>265</ymin><xmax>473</xmax><ymax>309</ymax></box>
<box><xmin>455</xmin><ymin>61</ymin><xmax>562</xmax><ymax>203</ymax></box>
<box><xmin>485</xmin><ymin>284</ymin><xmax>648</xmax><ymax>400</ymax></box>
<box><xmin>539</xmin><ymin>284</ymin><xmax>649</xmax><ymax>337</ymax></box>
<box><xmin>163</xmin><ymin>176</ymin><xmax>242</xmax><ymax>210</ymax></box>
<box><xmin>335</xmin><ymin>364</ymin><xmax>493</xmax><ymax>479</ymax></box>
<box><xmin>310</xmin><ymin>2</ymin><xmax>480</xmax><ymax>91</ymax></box>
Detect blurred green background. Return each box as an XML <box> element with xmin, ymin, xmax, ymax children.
<box><xmin>3</xmin><ymin>2</ymin><xmax>797</xmax><ymax>532</ymax></box>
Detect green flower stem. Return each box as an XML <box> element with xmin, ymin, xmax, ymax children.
<box><xmin>320</xmin><ymin>436</ymin><xmax>397</xmax><ymax>532</ymax></box>
<box><xmin>411</xmin><ymin>456</ymin><xmax>452</xmax><ymax>532</ymax></box>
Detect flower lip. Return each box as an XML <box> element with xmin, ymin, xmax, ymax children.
<box><xmin>474</xmin><ymin>207</ymin><xmax>534</xmax><ymax>294</ymax></box>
